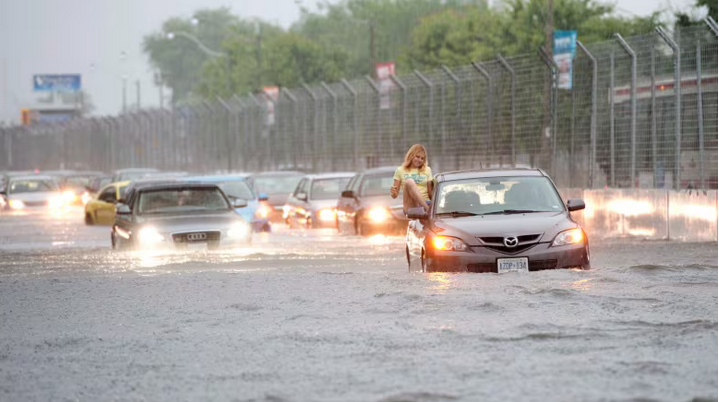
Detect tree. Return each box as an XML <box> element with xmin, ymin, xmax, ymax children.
<box><xmin>142</xmin><ymin>8</ymin><xmax>239</xmax><ymax>105</ymax></box>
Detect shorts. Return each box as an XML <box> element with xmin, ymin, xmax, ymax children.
<box><xmin>404</xmin><ymin>200</ymin><xmax>431</xmax><ymax>216</ymax></box>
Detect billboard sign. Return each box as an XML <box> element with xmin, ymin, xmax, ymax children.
<box><xmin>553</xmin><ymin>31</ymin><xmax>577</xmax><ymax>90</ymax></box>
<box><xmin>33</xmin><ymin>74</ymin><xmax>81</xmax><ymax>92</ymax></box>
<box><xmin>375</xmin><ymin>62</ymin><xmax>395</xmax><ymax>110</ymax></box>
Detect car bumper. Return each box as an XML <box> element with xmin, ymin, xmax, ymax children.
<box><xmin>425</xmin><ymin>242</ymin><xmax>590</xmax><ymax>273</ymax></box>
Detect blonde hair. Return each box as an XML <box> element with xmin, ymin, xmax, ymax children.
<box><xmin>402</xmin><ymin>144</ymin><xmax>428</xmax><ymax>171</ymax></box>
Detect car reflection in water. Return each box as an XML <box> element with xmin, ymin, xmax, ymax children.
<box><xmin>406</xmin><ymin>168</ymin><xmax>590</xmax><ymax>273</ymax></box>
<box><xmin>111</xmin><ymin>182</ymin><xmax>252</xmax><ymax>251</ymax></box>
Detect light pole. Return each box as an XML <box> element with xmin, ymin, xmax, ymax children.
<box><xmin>166</xmin><ymin>31</ymin><xmax>231</xmax><ymax>97</ymax></box>
<box><xmin>347</xmin><ymin>18</ymin><xmax>376</xmax><ymax>77</ymax></box>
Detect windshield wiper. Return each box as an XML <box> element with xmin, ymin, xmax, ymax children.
<box><xmin>481</xmin><ymin>209</ymin><xmax>542</xmax><ymax>215</ymax></box>
<box><xmin>436</xmin><ymin>211</ymin><xmax>479</xmax><ymax>217</ymax></box>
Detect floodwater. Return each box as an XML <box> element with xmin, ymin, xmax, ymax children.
<box><xmin>0</xmin><ymin>207</ymin><xmax>716</xmax><ymax>402</ymax></box>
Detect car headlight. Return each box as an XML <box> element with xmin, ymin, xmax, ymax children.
<box><xmin>318</xmin><ymin>208</ymin><xmax>335</xmax><ymax>222</ymax></box>
<box><xmin>552</xmin><ymin>228</ymin><xmax>584</xmax><ymax>247</ymax></box>
<box><xmin>48</xmin><ymin>196</ymin><xmax>64</xmax><ymax>209</ymax></box>
<box><xmin>62</xmin><ymin>190</ymin><xmax>77</xmax><ymax>203</ymax></box>
<box><xmin>138</xmin><ymin>227</ymin><xmax>165</xmax><ymax>244</ymax></box>
<box><xmin>256</xmin><ymin>204</ymin><xmax>272</xmax><ymax>219</ymax></box>
<box><xmin>368</xmin><ymin>207</ymin><xmax>390</xmax><ymax>223</ymax></box>
<box><xmin>432</xmin><ymin>236</ymin><xmax>468</xmax><ymax>251</ymax></box>
<box><xmin>81</xmin><ymin>192</ymin><xmax>92</xmax><ymax>206</ymax></box>
<box><xmin>227</xmin><ymin>222</ymin><xmax>251</xmax><ymax>239</ymax></box>
<box><xmin>8</xmin><ymin>199</ymin><xmax>25</xmax><ymax>210</ymax></box>
<box><xmin>282</xmin><ymin>205</ymin><xmax>291</xmax><ymax>219</ymax></box>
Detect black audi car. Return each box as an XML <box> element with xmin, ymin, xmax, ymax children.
<box><xmin>405</xmin><ymin>168</ymin><xmax>590</xmax><ymax>273</ymax></box>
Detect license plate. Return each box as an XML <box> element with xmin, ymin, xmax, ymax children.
<box><xmin>497</xmin><ymin>257</ymin><xmax>529</xmax><ymax>273</ymax></box>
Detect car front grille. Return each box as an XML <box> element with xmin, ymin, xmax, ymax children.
<box><xmin>172</xmin><ymin>231</ymin><xmax>221</xmax><ymax>244</ymax></box>
<box><xmin>477</xmin><ymin>234</ymin><xmax>542</xmax><ymax>255</ymax></box>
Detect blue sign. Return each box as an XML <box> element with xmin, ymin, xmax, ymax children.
<box><xmin>553</xmin><ymin>30</ymin><xmax>578</xmax><ymax>90</ymax></box>
<box><xmin>33</xmin><ymin>74</ymin><xmax>81</xmax><ymax>92</ymax></box>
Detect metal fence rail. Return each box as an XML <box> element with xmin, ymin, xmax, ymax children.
<box><xmin>1</xmin><ymin>22</ymin><xmax>717</xmax><ymax>189</ymax></box>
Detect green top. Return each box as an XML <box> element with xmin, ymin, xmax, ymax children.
<box><xmin>393</xmin><ymin>166</ymin><xmax>434</xmax><ymax>201</ymax></box>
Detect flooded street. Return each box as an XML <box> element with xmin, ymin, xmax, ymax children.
<box><xmin>0</xmin><ymin>207</ymin><xmax>716</xmax><ymax>402</ymax></box>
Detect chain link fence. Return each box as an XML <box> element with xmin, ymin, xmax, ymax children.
<box><xmin>1</xmin><ymin>22</ymin><xmax>717</xmax><ymax>189</ymax></box>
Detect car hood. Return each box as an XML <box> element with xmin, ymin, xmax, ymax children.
<box><xmin>8</xmin><ymin>192</ymin><xmax>61</xmax><ymax>202</ymax></box>
<box><xmin>309</xmin><ymin>199</ymin><xmax>339</xmax><ymax>210</ymax></box>
<box><xmin>135</xmin><ymin>212</ymin><xmax>246</xmax><ymax>233</ymax></box>
<box><xmin>432</xmin><ymin>211</ymin><xmax>576</xmax><ymax>244</ymax></box>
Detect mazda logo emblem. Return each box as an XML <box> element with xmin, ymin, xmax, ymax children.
<box><xmin>187</xmin><ymin>233</ymin><xmax>207</xmax><ymax>241</ymax></box>
<box><xmin>503</xmin><ymin>236</ymin><xmax>518</xmax><ymax>248</ymax></box>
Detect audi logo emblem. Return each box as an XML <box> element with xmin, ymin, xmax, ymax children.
<box><xmin>186</xmin><ymin>233</ymin><xmax>207</xmax><ymax>241</ymax></box>
<box><xmin>503</xmin><ymin>236</ymin><xmax>519</xmax><ymax>248</ymax></box>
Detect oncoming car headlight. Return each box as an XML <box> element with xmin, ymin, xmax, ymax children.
<box><xmin>552</xmin><ymin>228</ymin><xmax>584</xmax><ymax>247</ymax></box>
<box><xmin>368</xmin><ymin>207</ymin><xmax>390</xmax><ymax>223</ymax></box>
<box><xmin>256</xmin><ymin>204</ymin><xmax>272</xmax><ymax>219</ymax></box>
<box><xmin>62</xmin><ymin>190</ymin><xmax>77</xmax><ymax>204</ymax></box>
<box><xmin>432</xmin><ymin>236</ymin><xmax>468</xmax><ymax>251</ymax></box>
<box><xmin>318</xmin><ymin>208</ymin><xmax>335</xmax><ymax>222</ymax></box>
<box><xmin>227</xmin><ymin>222</ymin><xmax>251</xmax><ymax>239</ymax></box>
<box><xmin>138</xmin><ymin>227</ymin><xmax>165</xmax><ymax>244</ymax></box>
<box><xmin>8</xmin><ymin>199</ymin><xmax>25</xmax><ymax>210</ymax></box>
<box><xmin>48</xmin><ymin>196</ymin><xmax>64</xmax><ymax>209</ymax></box>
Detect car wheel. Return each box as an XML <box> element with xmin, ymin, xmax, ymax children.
<box><xmin>111</xmin><ymin>232</ymin><xmax>116</xmax><ymax>249</ymax></box>
<box><xmin>421</xmin><ymin>250</ymin><xmax>428</xmax><ymax>273</ymax></box>
<box><xmin>406</xmin><ymin>246</ymin><xmax>411</xmax><ymax>272</ymax></box>
<box><xmin>85</xmin><ymin>213</ymin><xmax>94</xmax><ymax>225</ymax></box>
<box><xmin>262</xmin><ymin>223</ymin><xmax>271</xmax><ymax>233</ymax></box>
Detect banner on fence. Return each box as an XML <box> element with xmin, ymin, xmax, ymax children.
<box><xmin>375</xmin><ymin>62</ymin><xmax>395</xmax><ymax>110</ymax></box>
<box><xmin>553</xmin><ymin>30</ymin><xmax>578</xmax><ymax>90</ymax></box>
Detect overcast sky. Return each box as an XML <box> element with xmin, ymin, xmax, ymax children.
<box><xmin>0</xmin><ymin>0</ymin><xmax>697</xmax><ymax>124</ymax></box>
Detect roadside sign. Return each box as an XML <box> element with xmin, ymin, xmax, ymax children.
<box><xmin>33</xmin><ymin>74</ymin><xmax>81</xmax><ymax>92</ymax></box>
<box><xmin>375</xmin><ymin>62</ymin><xmax>395</xmax><ymax>110</ymax></box>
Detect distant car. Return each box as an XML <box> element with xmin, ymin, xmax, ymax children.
<box><xmin>57</xmin><ymin>171</ymin><xmax>106</xmax><ymax>206</ymax></box>
<box><xmin>84</xmin><ymin>181</ymin><xmax>130</xmax><ymax>225</ymax></box>
<box><xmin>111</xmin><ymin>168</ymin><xmax>161</xmax><ymax>183</ymax></box>
<box><xmin>405</xmin><ymin>168</ymin><xmax>590</xmax><ymax>273</ymax></box>
<box><xmin>284</xmin><ymin>173</ymin><xmax>354</xmax><ymax>229</ymax></box>
<box><xmin>111</xmin><ymin>182</ymin><xmax>252</xmax><ymax>250</ymax></box>
<box><xmin>0</xmin><ymin>175</ymin><xmax>64</xmax><ymax>211</ymax></box>
<box><xmin>336</xmin><ymin>166</ymin><xmax>409</xmax><ymax>236</ymax></box>
<box><xmin>247</xmin><ymin>171</ymin><xmax>304</xmax><ymax>222</ymax></box>
<box><xmin>185</xmin><ymin>175</ymin><xmax>272</xmax><ymax>232</ymax></box>
<box><xmin>82</xmin><ymin>175</ymin><xmax>114</xmax><ymax>205</ymax></box>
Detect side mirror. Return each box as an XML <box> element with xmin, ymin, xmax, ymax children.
<box><xmin>296</xmin><ymin>192</ymin><xmax>308</xmax><ymax>202</ymax></box>
<box><xmin>567</xmin><ymin>198</ymin><xmax>585</xmax><ymax>212</ymax></box>
<box><xmin>233</xmin><ymin>198</ymin><xmax>248</xmax><ymax>208</ymax></box>
<box><xmin>116</xmin><ymin>204</ymin><xmax>131</xmax><ymax>215</ymax></box>
<box><xmin>258</xmin><ymin>192</ymin><xmax>269</xmax><ymax>201</ymax></box>
<box><xmin>406</xmin><ymin>207</ymin><xmax>427</xmax><ymax>220</ymax></box>
<box><xmin>341</xmin><ymin>190</ymin><xmax>355</xmax><ymax>198</ymax></box>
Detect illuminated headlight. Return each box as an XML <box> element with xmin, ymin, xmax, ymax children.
<box><xmin>62</xmin><ymin>190</ymin><xmax>77</xmax><ymax>203</ymax></box>
<box><xmin>318</xmin><ymin>208</ymin><xmax>335</xmax><ymax>222</ymax></box>
<box><xmin>48</xmin><ymin>196</ymin><xmax>64</xmax><ymax>209</ymax></box>
<box><xmin>552</xmin><ymin>228</ymin><xmax>584</xmax><ymax>246</ymax></box>
<box><xmin>368</xmin><ymin>207</ymin><xmax>390</xmax><ymax>223</ymax></box>
<box><xmin>256</xmin><ymin>205</ymin><xmax>272</xmax><ymax>219</ymax></box>
<box><xmin>8</xmin><ymin>199</ymin><xmax>25</xmax><ymax>210</ymax></box>
<box><xmin>81</xmin><ymin>192</ymin><xmax>92</xmax><ymax>206</ymax></box>
<box><xmin>282</xmin><ymin>205</ymin><xmax>291</xmax><ymax>219</ymax></box>
<box><xmin>432</xmin><ymin>236</ymin><xmax>468</xmax><ymax>251</ymax></box>
<box><xmin>227</xmin><ymin>222</ymin><xmax>251</xmax><ymax>239</ymax></box>
<box><xmin>138</xmin><ymin>227</ymin><xmax>165</xmax><ymax>244</ymax></box>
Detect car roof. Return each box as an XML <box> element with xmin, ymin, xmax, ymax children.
<box><xmin>136</xmin><ymin>182</ymin><xmax>221</xmax><ymax>192</ymax></box>
<box><xmin>185</xmin><ymin>175</ymin><xmax>250</xmax><ymax>182</ymax></box>
<box><xmin>361</xmin><ymin>166</ymin><xmax>397</xmax><ymax>175</ymax></box>
<box><xmin>250</xmin><ymin>171</ymin><xmax>304</xmax><ymax>177</ymax></box>
<box><xmin>436</xmin><ymin>168</ymin><xmax>547</xmax><ymax>183</ymax></box>
<box><xmin>303</xmin><ymin>172</ymin><xmax>356</xmax><ymax>180</ymax></box>
<box><xmin>9</xmin><ymin>175</ymin><xmax>56</xmax><ymax>181</ymax></box>
<box><xmin>114</xmin><ymin>168</ymin><xmax>160</xmax><ymax>174</ymax></box>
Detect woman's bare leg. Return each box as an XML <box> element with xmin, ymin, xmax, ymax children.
<box><xmin>403</xmin><ymin>179</ymin><xmax>428</xmax><ymax>212</ymax></box>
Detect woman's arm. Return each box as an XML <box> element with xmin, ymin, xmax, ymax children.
<box><xmin>390</xmin><ymin>179</ymin><xmax>401</xmax><ymax>198</ymax></box>
<box><xmin>427</xmin><ymin>180</ymin><xmax>434</xmax><ymax>200</ymax></box>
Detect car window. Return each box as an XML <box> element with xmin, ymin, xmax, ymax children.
<box><xmin>345</xmin><ymin>175</ymin><xmax>357</xmax><ymax>191</ymax></box>
<box><xmin>138</xmin><ymin>188</ymin><xmax>230</xmax><ymax>214</ymax></box>
<box><xmin>9</xmin><ymin>179</ymin><xmax>58</xmax><ymax>193</ymax></box>
<box><xmin>99</xmin><ymin>187</ymin><xmax>117</xmax><ymax>202</ymax></box>
<box><xmin>311</xmin><ymin>178</ymin><xmax>351</xmax><ymax>200</ymax></box>
<box><xmin>218</xmin><ymin>181</ymin><xmax>255</xmax><ymax>200</ymax></box>
<box><xmin>293</xmin><ymin>179</ymin><xmax>308</xmax><ymax>197</ymax></box>
<box><xmin>253</xmin><ymin>176</ymin><xmax>303</xmax><ymax>195</ymax></box>
<box><xmin>360</xmin><ymin>175</ymin><xmax>394</xmax><ymax>196</ymax></box>
<box><xmin>436</xmin><ymin>176</ymin><xmax>564</xmax><ymax>214</ymax></box>
<box><xmin>350</xmin><ymin>175</ymin><xmax>363</xmax><ymax>193</ymax></box>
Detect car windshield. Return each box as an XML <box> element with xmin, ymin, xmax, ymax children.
<box><xmin>253</xmin><ymin>176</ymin><xmax>302</xmax><ymax>194</ymax></box>
<box><xmin>218</xmin><ymin>181</ymin><xmax>255</xmax><ymax>200</ymax></box>
<box><xmin>9</xmin><ymin>179</ymin><xmax>58</xmax><ymax>193</ymax></box>
<box><xmin>435</xmin><ymin>176</ymin><xmax>564</xmax><ymax>216</ymax></box>
<box><xmin>360</xmin><ymin>174</ymin><xmax>395</xmax><ymax>196</ymax></box>
<box><xmin>311</xmin><ymin>178</ymin><xmax>351</xmax><ymax>200</ymax></box>
<box><xmin>137</xmin><ymin>188</ymin><xmax>230</xmax><ymax>214</ymax></box>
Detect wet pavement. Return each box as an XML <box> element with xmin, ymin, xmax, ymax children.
<box><xmin>0</xmin><ymin>207</ymin><xmax>716</xmax><ymax>401</ymax></box>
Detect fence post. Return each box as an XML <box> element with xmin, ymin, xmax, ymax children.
<box><xmin>497</xmin><ymin>54</ymin><xmax>516</xmax><ymax>168</ymax></box>
<box><xmin>341</xmin><ymin>79</ymin><xmax>359</xmax><ymax>171</ymax></box>
<box><xmin>537</xmin><ymin>48</ymin><xmax>557</xmax><ymax>176</ymax></box>
<box><xmin>615</xmin><ymin>34</ymin><xmax>638</xmax><ymax>188</ymax></box>
<box><xmin>610</xmin><ymin>51</ymin><xmax>616</xmax><ymax>187</ymax></box>
<box><xmin>696</xmin><ymin>41</ymin><xmax>704</xmax><ymax>189</ymax></box>
<box><xmin>303</xmin><ymin>83</ymin><xmax>320</xmax><ymax>172</ymax></box>
<box><xmin>706</xmin><ymin>16</ymin><xmax>718</xmax><ymax>35</ymax></box>
<box><xmin>656</xmin><ymin>27</ymin><xmax>681</xmax><ymax>190</ymax></box>
<box><xmin>576</xmin><ymin>41</ymin><xmax>597</xmax><ymax>188</ymax></box>
<box><xmin>321</xmin><ymin>82</ymin><xmax>337</xmax><ymax>171</ymax></box>
<box><xmin>364</xmin><ymin>76</ymin><xmax>382</xmax><ymax>168</ymax></box>
<box><xmin>217</xmin><ymin>97</ymin><xmax>235</xmax><ymax>173</ymax></box>
<box><xmin>471</xmin><ymin>61</ymin><xmax>492</xmax><ymax>169</ymax></box>
<box><xmin>247</xmin><ymin>92</ymin><xmax>266</xmax><ymax>171</ymax></box>
<box><xmin>389</xmin><ymin>74</ymin><xmax>407</xmax><ymax>154</ymax></box>
<box><xmin>414</xmin><ymin>70</ymin><xmax>434</xmax><ymax>156</ymax></box>
<box><xmin>441</xmin><ymin>65</ymin><xmax>461</xmax><ymax>170</ymax></box>
<box><xmin>281</xmin><ymin>88</ymin><xmax>297</xmax><ymax>171</ymax></box>
<box><xmin>232</xmin><ymin>95</ymin><xmax>250</xmax><ymax>171</ymax></box>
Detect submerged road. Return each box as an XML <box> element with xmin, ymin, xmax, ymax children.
<box><xmin>0</xmin><ymin>207</ymin><xmax>716</xmax><ymax>401</ymax></box>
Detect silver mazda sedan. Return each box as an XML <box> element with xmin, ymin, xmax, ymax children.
<box><xmin>405</xmin><ymin>168</ymin><xmax>589</xmax><ymax>273</ymax></box>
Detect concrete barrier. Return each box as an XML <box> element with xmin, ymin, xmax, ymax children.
<box><xmin>559</xmin><ymin>189</ymin><xmax>717</xmax><ymax>242</ymax></box>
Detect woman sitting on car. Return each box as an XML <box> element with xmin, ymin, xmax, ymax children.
<box><xmin>390</xmin><ymin>144</ymin><xmax>435</xmax><ymax>214</ymax></box>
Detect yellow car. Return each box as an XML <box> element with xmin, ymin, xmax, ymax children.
<box><xmin>84</xmin><ymin>181</ymin><xmax>129</xmax><ymax>225</ymax></box>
